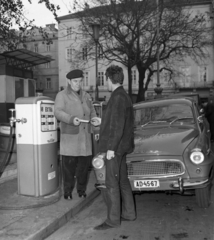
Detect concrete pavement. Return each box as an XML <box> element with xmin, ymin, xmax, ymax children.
<box><xmin>0</xmin><ymin>166</ymin><xmax>100</xmax><ymax>240</ymax></box>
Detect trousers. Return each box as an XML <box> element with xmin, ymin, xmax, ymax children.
<box><xmin>62</xmin><ymin>155</ymin><xmax>91</xmax><ymax>194</ymax></box>
<box><xmin>101</xmin><ymin>153</ymin><xmax>136</xmax><ymax>227</ymax></box>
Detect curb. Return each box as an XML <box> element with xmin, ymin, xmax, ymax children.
<box><xmin>29</xmin><ymin>189</ymin><xmax>101</xmax><ymax>240</ymax></box>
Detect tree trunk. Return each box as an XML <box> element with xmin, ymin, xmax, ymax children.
<box><xmin>127</xmin><ymin>65</ymin><xmax>133</xmax><ymax>102</ymax></box>
<box><xmin>136</xmin><ymin>66</ymin><xmax>147</xmax><ymax>103</ymax></box>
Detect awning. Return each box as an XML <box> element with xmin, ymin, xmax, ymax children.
<box><xmin>0</xmin><ymin>49</ymin><xmax>54</xmax><ymax>69</ymax></box>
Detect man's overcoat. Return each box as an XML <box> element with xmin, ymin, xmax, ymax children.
<box><xmin>54</xmin><ymin>85</ymin><xmax>97</xmax><ymax>156</ymax></box>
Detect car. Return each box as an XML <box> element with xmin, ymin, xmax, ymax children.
<box><xmin>92</xmin><ymin>97</ymin><xmax>214</xmax><ymax>208</ymax></box>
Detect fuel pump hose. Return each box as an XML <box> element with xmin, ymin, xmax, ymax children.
<box><xmin>0</xmin><ymin>125</ymin><xmax>13</xmax><ymax>177</ymax></box>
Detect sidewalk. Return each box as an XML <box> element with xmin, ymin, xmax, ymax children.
<box><xmin>0</xmin><ymin>167</ymin><xmax>100</xmax><ymax>240</ymax></box>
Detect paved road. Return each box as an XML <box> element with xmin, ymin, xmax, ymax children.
<box><xmin>46</xmin><ymin>187</ymin><xmax>214</xmax><ymax>240</ymax></box>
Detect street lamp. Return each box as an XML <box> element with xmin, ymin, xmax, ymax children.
<box><xmin>154</xmin><ymin>0</ymin><xmax>163</xmax><ymax>98</ymax></box>
<box><xmin>91</xmin><ymin>23</ymin><xmax>100</xmax><ymax>101</ymax></box>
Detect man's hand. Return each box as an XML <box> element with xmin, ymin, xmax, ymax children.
<box><xmin>106</xmin><ymin>150</ymin><xmax>115</xmax><ymax>160</ymax></box>
<box><xmin>73</xmin><ymin>117</ymin><xmax>81</xmax><ymax>126</ymax></box>
<box><xmin>91</xmin><ymin>117</ymin><xmax>101</xmax><ymax>126</ymax></box>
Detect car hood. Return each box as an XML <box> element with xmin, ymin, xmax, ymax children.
<box><xmin>131</xmin><ymin>127</ymin><xmax>198</xmax><ymax>156</ymax></box>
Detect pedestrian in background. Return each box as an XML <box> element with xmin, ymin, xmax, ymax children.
<box><xmin>54</xmin><ymin>69</ymin><xmax>100</xmax><ymax>200</ymax></box>
<box><xmin>205</xmin><ymin>90</ymin><xmax>214</xmax><ymax>142</ymax></box>
<box><xmin>94</xmin><ymin>65</ymin><xmax>136</xmax><ymax>230</ymax></box>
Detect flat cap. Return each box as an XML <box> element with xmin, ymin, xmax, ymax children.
<box><xmin>66</xmin><ymin>69</ymin><xmax>83</xmax><ymax>80</ymax></box>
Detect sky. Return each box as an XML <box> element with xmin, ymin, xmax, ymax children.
<box><xmin>23</xmin><ymin>0</ymin><xmax>75</xmax><ymax>27</ymax></box>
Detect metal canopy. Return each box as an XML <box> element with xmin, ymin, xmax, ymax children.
<box><xmin>0</xmin><ymin>49</ymin><xmax>54</xmax><ymax>69</ymax></box>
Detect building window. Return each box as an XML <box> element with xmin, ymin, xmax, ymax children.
<box><xmin>131</xmin><ymin>69</ymin><xmax>137</xmax><ymax>85</ymax></box>
<box><xmin>82</xmin><ymin>47</ymin><xmax>87</xmax><ymax>60</ymax></box>
<box><xmin>98</xmin><ymin>72</ymin><xmax>105</xmax><ymax>86</ymax></box>
<box><xmin>34</xmin><ymin>44</ymin><xmax>38</xmax><ymax>53</ymax></box>
<box><xmin>180</xmin><ymin>66</ymin><xmax>191</xmax><ymax>87</ymax></box>
<box><xmin>45</xmin><ymin>62</ymin><xmax>50</xmax><ymax>68</ymax></box>
<box><xmin>46</xmin><ymin>78</ymin><xmax>52</xmax><ymax>89</ymax></box>
<box><xmin>199</xmin><ymin>66</ymin><xmax>207</xmax><ymax>82</ymax></box>
<box><xmin>67</xmin><ymin>27</ymin><xmax>72</xmax><ymax>39</ymax></box>
<box><xmin>82</xmin><ymin>30</ymin><xmax>88</xmax><ymax>39</ymax></box>
<box><xmin>83</xmin><ymin>72</ymin><xmax>89</xmax><ymax>86</ymax></box>
<box><xmin>46</xmin><ymin>44</ymin><xmax>50</xmax><ymax>52</ymax></box>
<box><xmin>98</xmin><ymin>46</ymin><xmax>103</xmax><ymax>59</ymax></box>
<box><xmin>66</xmin><ymin>48</ymin><xmax>72</xmax><ymax>60</ymax></box>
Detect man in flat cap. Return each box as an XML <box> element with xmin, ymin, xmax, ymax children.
<box><xmin>54</xmin><ymin>69</ymin><xmax>101</xmax><ymax>200</ymax></box>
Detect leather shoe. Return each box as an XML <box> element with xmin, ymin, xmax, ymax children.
<box><xmin>64</xmin><ymin>192</ymin><xmax>72</xmax><ymax>200</ymax></box>
<box><xmin>94</xmin><ymin>222</ymin><xmax>114</xmax><ymax>230</ymax></box>
<box><xmin>78</xmin><ymin>192</ymin><xmax>87</xmax><ymax>198</ymax></box>
<box><xmin>121</xmin><ymin>217</ymin><xmax>136</xmax><ymax>221</ymax></box>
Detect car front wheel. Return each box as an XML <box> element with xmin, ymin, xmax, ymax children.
<box><xmin>195</xmin><ymin>184</ymin><xmax>211</xmax><ymax>208</ymax></box>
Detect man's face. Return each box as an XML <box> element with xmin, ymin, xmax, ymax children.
<box><xmin>106</xmin><ymin>76</ymin><xmax>113</xmax><ymax>92</ymax></box>
<box><xmin>68</xmin><ymin>77</ymin><xmax>83</xmax><ymax>92</ymax></box>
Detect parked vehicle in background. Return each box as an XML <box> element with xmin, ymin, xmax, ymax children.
<box><xmin>92</xmin><ymin>97</ymin><xmax>214</xmax><ymax>208</ymax></box>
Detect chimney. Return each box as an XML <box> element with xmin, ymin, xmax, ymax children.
<box><xmin>46</xmin><ymin>24</ymin><xmax>56</xmax><ymax>31</ymax></box>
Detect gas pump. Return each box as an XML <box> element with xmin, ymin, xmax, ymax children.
<box><xmin>10</xmin><ymin>96</ymin><xmax>59</xmax><ymax>197</ymax></box>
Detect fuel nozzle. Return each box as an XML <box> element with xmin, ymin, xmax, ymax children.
<box><xmin>9</xmin><ymin>108</ymin><xmax>27</xmax><ymax>126</ymax></box>
<box><xmin>9</xmin><ymin>109</ymin><xmax>16</xmax><ymax>127</ymax></box>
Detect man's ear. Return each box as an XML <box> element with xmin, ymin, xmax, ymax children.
<box><xmin>67</xmin><ymin>79</ymin><xmax>71</xmax><ymax>85</ymax></box>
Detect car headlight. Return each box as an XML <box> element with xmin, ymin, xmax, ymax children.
<box><xmin>190</xmin><ymin>148</ymin><xmax>204</xmax><ymax>164</ymax></box>
<box><xmin>92</xmin><ymin>154</ymin><xmax>105</xmax><ymax>169</ymax></box>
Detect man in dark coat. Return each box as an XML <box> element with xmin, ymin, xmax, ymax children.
<box><xmin>94</xmin><ymin>65</ymin><xmax>136</xmax><ymax>230</ymax></box>
<box><xmin>205</xmin><ymin>93</ymin><xmax>214</xmax><ymax>142</ymax></box>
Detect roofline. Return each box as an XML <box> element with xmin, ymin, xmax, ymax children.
<box><xmin>57</xmin><ymin>0</ymin><xmax>212</xmax><ymax>21</ymax></box>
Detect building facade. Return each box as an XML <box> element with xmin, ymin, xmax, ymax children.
<box><xmin>24</xmin><ymin>24</ymin><xmax>59</xmax><ymax>99</ymax></box>
<box><xmin>57</xmin><ymin>0</ymin><xmax>214</xmax><ymax>102</ymax></box>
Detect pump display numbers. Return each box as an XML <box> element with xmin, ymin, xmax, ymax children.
<box><xmin>41</xmin><ymin>104</ymin><xmax>56</xmax><ymax>131</ymax></box>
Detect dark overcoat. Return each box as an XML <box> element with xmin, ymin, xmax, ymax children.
<box><xmin>99</xmin><ymin>86</ymin><xmax>134</xmax><ymax>155</ymax></box>
<box><xmin>205</xmin><ymin>96</ymin><xmax>214</xmax><ymax>140</ymax></box>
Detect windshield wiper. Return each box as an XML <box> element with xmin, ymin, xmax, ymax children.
<box><xmin>169</xmin><ymin>117</ymin><xmax>193</xmax><ymax>125</ymax></box>
<box><xmin>141</xmin><ymin>120</ymin><xmax>167</xmax><ymax>128</ymax></box>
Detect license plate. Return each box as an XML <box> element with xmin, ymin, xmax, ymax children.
<box><xmin>134</xmin><ymin>180</ymin><xmax>160</xmax><ymax>188</ymax></box>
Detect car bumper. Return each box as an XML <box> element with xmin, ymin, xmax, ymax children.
<box><xmin>130</xmin><ymin>177</ymin><xmax>210</xmax><ymax>193</ymax></box>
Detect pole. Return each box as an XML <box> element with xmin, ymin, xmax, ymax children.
<box><xmin>154</xmin><ymin>0</ymin><xmax>163</xmax><ymax>98</ymax></box>
<box><xmin>156</xmin><ymin>0</ymin><xmax>160</xmax><ymax>87</ymax></box>
<box><xmin>95</xmin><ymin>41</ymin><xmax>99</xmax><ymax>101</ymax></box>
<box><xmin>91</xmin><ymin>23</ymin><xmax>100</xmax><ymax>101</ymax></box>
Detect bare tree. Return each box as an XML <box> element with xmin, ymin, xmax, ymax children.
<box><xmin>0</xmin><ymin>0</ymin><xmax>60</xmax><ymax>51</ymax></box>
<box><xmin>73</xmin><ymin>0</ymin><xmax>213</xmax><ymax>102</ymax></box>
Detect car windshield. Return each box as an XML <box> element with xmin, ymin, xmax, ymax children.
<box><xmin>134</xmin><ymin>103</ymin><xmax>194</xmax><ymax>128</ymax></box>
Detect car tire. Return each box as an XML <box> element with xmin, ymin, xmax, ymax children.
<box><xmin>195</xmin><ymin>184</ymin><xmax>211</xmax><ymax>208</ymax></box>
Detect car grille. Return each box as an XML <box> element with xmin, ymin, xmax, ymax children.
<box><xmin>127</xmin><ymin>160</ymin><xmax>184</xmax><ymax>177</ymax></box>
